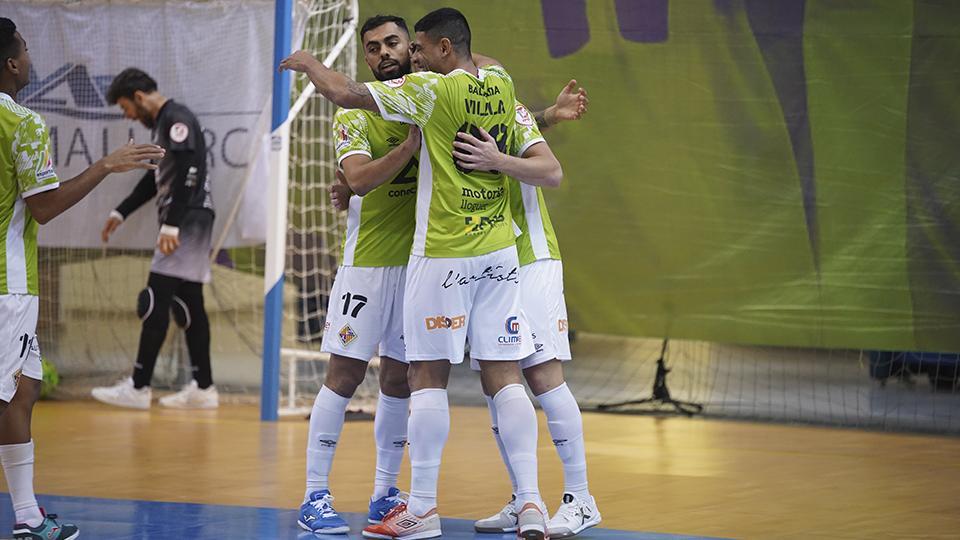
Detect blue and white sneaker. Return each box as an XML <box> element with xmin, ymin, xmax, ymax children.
<box><xmin>367</xmin><ymin>487</ymin><xmax>407</xmax><ymax>524</ymax></box>
<box><xmin>298</xmin><ymin>489</ymin><xmax>350</xmax><ymax>534</ymax></box>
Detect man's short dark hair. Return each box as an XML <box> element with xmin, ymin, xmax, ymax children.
<box><xmin>106</xmin><ymin>68</ymin><xmax>158</xmax><ymax>104</ymax></box>
<box><xmin>360</xmin><ymin>15</ymin><xmax>408</xmax><ymax>42</ymax></box>
<box><xmin>414</xmin><ymin>8</ymin><xmax>471</xmax><ymax>56</ymax></box>
<box><xmin>0</xmin><ymin>18</ymin><xmax>21</xmax><ymax>65</ymax></box>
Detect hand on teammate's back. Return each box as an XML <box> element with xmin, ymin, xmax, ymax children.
<box><xmin>330</xmin><ymin>169</ymin><xmax>351</xmax><ymax>211</ymax></box>
<box><xmin>453</xmin><ymin>129</ymin><xmax>503</xmax><ymax>172</ymax></box>
<box><xmin>102</xmin><ymin>142</ymin><xmax>165</xmax><ymax>173</ymax></box>
<box><xmin>551</xmin><ymin>79</ymin><xmax>588</xmax><ymax>123</ymax></box>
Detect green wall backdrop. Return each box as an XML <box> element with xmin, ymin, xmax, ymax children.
<box><xmin>357</xmin><ymin>0</ymin><xmax>960</xmax><ymax>353</ymax></box>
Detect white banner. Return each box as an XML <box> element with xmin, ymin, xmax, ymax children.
<box><xmin>6</xmin><ymin>0</ymin><xmax>276</xmax><ymax>249</ymax></box>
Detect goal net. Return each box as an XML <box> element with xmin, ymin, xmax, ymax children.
<box><xmin>9</xmin><ymin>0</ymin><xmax>369</xmax><ymax>417</ymax></box>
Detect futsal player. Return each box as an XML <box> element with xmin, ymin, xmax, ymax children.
<box><xmin>296</xmin><ymin>15</ymin><xmax>421</xmax><ymax>535</ymax></box>
<box><xmin>454</xmin><ymin>90</ymin><xmax>603</xmax><ymax>537</ymax></box>
<box><xmin>0</xmin><ymin>18</ymin><xmax>163</xmax><ymax>539</ymax></box>
<box><xmin>91</xmin><ymin>69</ymin><xmax>218</xmax><ymax>410</ymax></box>
<box><xmin>281</xmin><ymin>8</ymin><xmax>556</xmax><ymax>539</ymax></box>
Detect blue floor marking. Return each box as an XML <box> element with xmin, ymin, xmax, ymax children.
<box><xmin>0</xmin><ymin>493</ymin><xmax>727</xmax><ymax>539</ymax></box>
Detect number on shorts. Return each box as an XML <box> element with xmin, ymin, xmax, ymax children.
<box><xmin>340</xmin><ymin>292</ymin><xmax>368</xmax><ymax>318</ymax></box>
<box><xmin>18</xmin><ymin>334</ymin><xmax>29</xmax><ymax>359</ymax></box>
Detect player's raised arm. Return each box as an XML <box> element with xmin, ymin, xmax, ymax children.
<box><xmin>533</xmin><ymin>79</ymin><xmax>588</xmax><ymax>130</ymax></box>
<box><xmin>25</xmin><ymin>142</ymin><xmax>163</xmax><ymax>225</ymax></box>
<box><xmin>279</xmin><ymin>50</ymin><xmax>378</xmax><ymax>112</ymax></box>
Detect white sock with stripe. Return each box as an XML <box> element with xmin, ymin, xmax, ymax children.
<box><xmin>407</xmin><ymin>388</ymin><xmax>449</xmax><ymax>517</ymax></box>
<box><xmin>304</xmin><ymin>385</ymin><xmax>350</xmax><ymax>501</ymax></box>
<box><xmin>373</xmin><ymin>391</ymin><xmax>409</xmax><ymax>500</ymax></box>
<box><xmin>537</xmin><ymin>382</ymin><xmax>590</xmax><ymax>498</ymax></box>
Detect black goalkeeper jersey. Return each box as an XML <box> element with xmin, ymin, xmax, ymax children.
<box><xmin>115</xmin><ymin>100</ymin><xmax>213</xmax><ymax>227</ymax></box>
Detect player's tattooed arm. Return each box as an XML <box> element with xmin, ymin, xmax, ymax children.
<box><xmin>532</xmin><ymin>79</ymin><xmax>589</xmax><ymax>130</ymax></box>
<box><xmin>279</xmin><ymin>50</ymin><xmax>377</xmax><ymax>112</ymax></box>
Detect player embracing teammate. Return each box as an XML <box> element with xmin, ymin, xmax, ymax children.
<box><xmin>281</xmin><ymin>7</ymin><xmax>599</xmax><ymax>540</ymax></box>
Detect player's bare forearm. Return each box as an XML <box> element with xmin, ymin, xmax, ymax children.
<box><xmin>308</xmin><ymin>63</ymin><xmax>377</xmax><ymax>112</ymax></box>
<box><xmin>25</xmin><ymin>161</ymin><xmax>110</xmax><ymax>224</ymax></box>
<box><xmin>495</xmin><ymin>145</ymin><xmax>563</xmax><ymax>188</ymax></box>
<box><xmin>342</xmin><ymin>128</ymin><xmax>420</xmax><ymax>196</ymax></box>
<box><xmin>281</xmin><ymin>50</ymin><xmax>377</xmax><ymax>111</ymax></box>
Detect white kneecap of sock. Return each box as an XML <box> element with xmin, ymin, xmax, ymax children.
<box><xmin>537</xmin><ymin>382</ymin><xmax>589</xmax><ymax>497</ymax></box>
<box><xmin>493</xmin><ymin>383</ymin><xmax>542</xmax><ymax>508</ymax></box>
<box><xmin>0</xmin><ymin>440</ymin><xmax>42</xmax><ymax>527</ymax></box>
<box><xmin>407</xmin><ymin>388</ymin><xmax>449</xmax><ymax>516</ymax></box>
<box><xmin>485</xmin><ymin>394</ymin><xmax>519</xmax><ymax>494</ymax></box>
<box><xmin>373</xmin><ymin>391</ymin><xmax>409</xmax><ymax>500</ymax></box>
<box><xmin>305</xmin><ymin>385</ymin><xmax>351</xmax><ymax>500</ymax></box>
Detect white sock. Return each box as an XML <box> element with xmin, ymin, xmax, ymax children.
<box><xmin>484</xmin><ymin>394</ymin><xmax>518</xmax><ymax>494</ymax></box>
<box><xmin>372</xmin><ymin>391</ymin><xmax>409</xmax><ymax>500</ymax></box>
<box><xmin>493</xmin><ymin>384</ymin><xmax>542</xmax><ymax>508</ymax></box>
<box><xmin>407</xmin><ymin>388</ymin><xmax>449</xmax><ymax>516</ymax></box>
<box><xmin>0</xmin><ymin>440</ymin><xmax>43</xmax><ymax>527</ymax></box>
<box><xmin>304</xmin><ymin>385</ymin><xmax>351</xmax><ymax>501</ymax></box>
<box><xmin>537</xmin><ymin>383</ymin><xmax>589</xmax><ymax>497</ymax></box>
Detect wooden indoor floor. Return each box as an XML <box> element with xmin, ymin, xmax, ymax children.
<box><xmin>4</xmin><ymin>401</ymin><xmax>960</xmax><ymax>539</ymax></box>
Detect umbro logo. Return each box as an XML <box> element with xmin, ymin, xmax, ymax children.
<box><xmin>553</xmin><ymin>438</ymin><xmax>568</xmax><ymax>447</ymax></box>
<box><xmin>304</xmin><ymin>515</ymin><xmax>316</xmax><ymax>522</ymax></box>
<box><xmin>392</xmin><ymin>439</ymin><xmax>408</xmax><ymax>449</ymax></box>
<box><xmin>397</xmin><ymin>518</ymin><xmax>419</xmax><ymax>529</ymax></box>
<box><xmin>317</xmin><ymin>439</ymin><xmax>337</xmax><ymax>448</ymax></box>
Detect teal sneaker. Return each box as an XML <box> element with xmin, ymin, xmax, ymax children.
<box><xmin>13</xmin><ymin>508</ymin><xmax>79</xmax><ymax>540</ymax></box>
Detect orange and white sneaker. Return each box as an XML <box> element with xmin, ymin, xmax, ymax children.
<box><xmin>362</xmin><ymin>502</ymin><xmax>441</xmax><ymax>539</ymax></box>
<box><xmin>516</xmin><ymin>501</ymin><xmax>548</xmax><ymax>540</ymax></box>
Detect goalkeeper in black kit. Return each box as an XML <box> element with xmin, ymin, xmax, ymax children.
<box><xmin>91</xmin><ymin>68</ymin><xmax>219</xmax><ymax>410</ymax></box>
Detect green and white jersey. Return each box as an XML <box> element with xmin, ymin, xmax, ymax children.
<box><xmin>0</xmin><ymin>93</ymin><xmax>60</xmax><ymax>296</ymax></box>
<box><xmin>509</xmin><ymin>102</ymin><xmax>561</xmax><ymax>266</ymax></box>
<box><xmin>333</xmin><ymin>108</ymin><xmax>417</xmax><ymax>267</ymax></box>
<box><xmin>365</xmin><ymin>66</ymin><xmax>518</xmax><ymax>258</ymax></box>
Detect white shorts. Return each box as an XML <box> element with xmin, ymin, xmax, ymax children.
<box><xmin>320</xmin><ymin>265</ymin><xmax>406</xmax><ymax>362</ymax></box>
<box><xmin>404</xmin><ymin>245</ymin><xmax>534</xmax><ymax>363</ymax></box>
<box><xmin>0</xmin><ymin>295</ymin><xmax>43</xmax><ymax>403</ymax></box>
<box><xmin>471</xmin><ymin>258</ymin><xmax>572</xmax><ymax>371</ymax></box>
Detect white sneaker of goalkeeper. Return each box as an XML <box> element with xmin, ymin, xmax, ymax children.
<box><xmin>159</xmin><ymin>380</ymin><xmax>219</xmax><ymax>409</ymax></box>
<box><xmin>91</xmin><ymin>377</ymin><xmax>151</xmax><ymax>409</ymax></box>
<box><xmin>546</xmin><ymin>492</ymin><xmax>602</xmax><ymax>538</ymax></box>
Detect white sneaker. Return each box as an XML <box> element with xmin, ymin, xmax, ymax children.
<box><xmin>91</xmin><ymin>377</ymin><xmax>151</xmax><ymax>409</ymax></box>
<box><xmin>546</xmin><ymin>492</ymin><xmax>602</xmax><ymax>538</ymax></box>
<box><xmin>474</xmin><ymin>495</ymin><xmax>518</xmax><ymax>532</ymax></box>
<box><xmin>516</xmin><ymin>501</ymin><xmax>547</xmax><ymax>540</ymax></box>
<box><xmin>159</xmin><ymin>380</ymin><xmax>219</xmax><ymax>409</ymax></box>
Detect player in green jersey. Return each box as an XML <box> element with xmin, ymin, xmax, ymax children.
<box><xmin>0</xmin><ymin>18</ymin><xmax>163</xmax><ymax>540</ymax></box>
<box><xmin>298</xmin><ymin>15</ymin><xmax>421</xmax><ymax>535</ymax></box>
<box><xmin>455</xmin><ymin>86</ymin><xmax>603</xmax><ymax>537</ymax></box>
<box><xmin>280</xmin><ymin>8</ymin><xmax>561</xmax><ymax>540</ymax></box>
